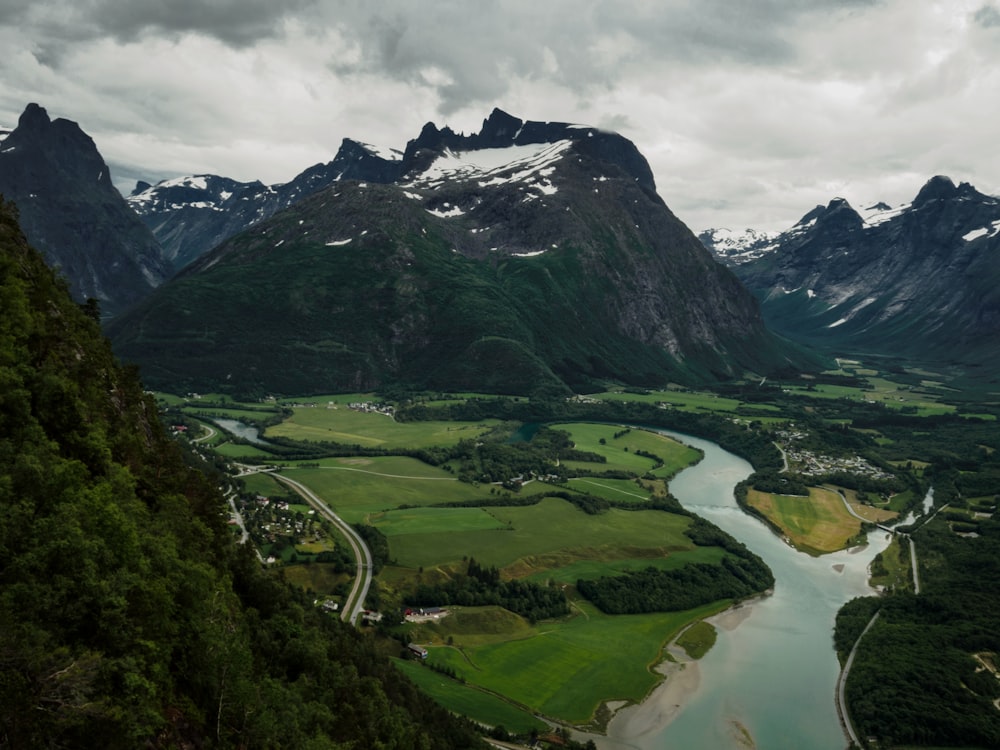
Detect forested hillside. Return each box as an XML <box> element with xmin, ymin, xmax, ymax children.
<box><xmin>0</xmin><ymin>198</ymin><xmax>483</xmax><ymax>748</ymax></box>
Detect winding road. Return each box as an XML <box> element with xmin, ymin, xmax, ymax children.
<box><xmin>271</xmin><ymin>472</ymin><xmax>374</xmax><ymax>626</ymax></box>
<box><xmin>837</xmin><ymin>610</ymin><xmax>881</xmax><ymax>747</ymax></box>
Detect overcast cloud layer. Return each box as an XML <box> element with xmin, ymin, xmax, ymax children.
<box><xmin>2</xmin><ymin>0</ymin><xmax>999</xmax><ymax>232</ymax></box>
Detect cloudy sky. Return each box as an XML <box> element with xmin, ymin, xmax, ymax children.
<box><xmin>2</xmin><ymin>0</ymin><xmax>998</xmax><ymax>232</ymax></box>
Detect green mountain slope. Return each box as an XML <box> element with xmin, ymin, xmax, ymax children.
<box><xmin>108</xmin><ymin>115</ymin><xmax>816</xmax><ymax>397</ymax></box>
<box><xmin>0</xmin><ymin>197</ymin><xmax>483</xmax><ymax>748</ymax></box>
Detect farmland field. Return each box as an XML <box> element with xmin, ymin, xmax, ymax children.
<box><xmin>745</xmin><ymin>486</ymin><xmax>861</xmax><ymax>555</ymax></box>
<box><xmin>553</xmin><ymin>422</ymin><xmax>702</xmax><ymax>478</ymax></box>
<box><xmin>393</xmin><ymin>657</ymin><xmax>547</xmax><ymax>733</ymax></box>
<box><xmin>421</xmin><ymin>599</ymin><xmax>729</xmax><ymax>723</ymax></box>
<box><xmin>265</xmin><ymin>405</ymin><xmax>499</xmax><ymax>448</ymax></box>
<box><xmin>384</xmin><ymin>497</ymin><xmax>696</xmax><ymax>571</ymax></box>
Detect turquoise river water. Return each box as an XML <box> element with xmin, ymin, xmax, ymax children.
<box><xmin>598</xmin><ymin>431</ymin><xmax>891</xmax><ymax>750</ymax></box>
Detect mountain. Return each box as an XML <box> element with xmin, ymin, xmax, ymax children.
<box><xmin>128</xmin><ymin>139</ymin><xmax>404</xmax><ymax>271</ymax></box>
<box><xmin>714</xmin><ymin>176</ymin><xmax>1000</xmax><ymax>371</ymax></box>
<box><xmin>0</xmin><ymin>103</ymin><xmax>171</xmax><ymax>315</ymax></box>
<box><xmin>698</xmin><ymin>226</ymin><xmax>779</xmax><ymax>265</ymax></box>
<box><xmin>108</xmin><ymin>109</ymin><xmax>810</xmax><ymax>397</ymax></box>
<box><xmin>0</xmin><ymin>195</ymin><xmax>484</xmax><ymax>748</ymax></box>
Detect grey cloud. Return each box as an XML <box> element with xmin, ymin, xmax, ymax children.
<box><xmin>973</xmin><ymin>4</ymin><xmax>1000</xmax><ymax>28</ymax></box>
<box><xmin>4</xmin><ymin>0</ymin><xmax>314</xmax><ymax>49</ymax></box>
<box><xmin>326</xmin><ymin>0</ymin><xmax>883</xmax><ymax>115</ymax></box>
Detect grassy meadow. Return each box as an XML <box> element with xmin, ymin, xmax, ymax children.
<box><xmin>745</xmin><ymin>486</ymin><xmax>862</xmax><ymax>555</ymax></box>
<box><xmin>553</xmin><ymin>422</ymin><xmax>702</xmax><ymax>478</ymax></box>
<box><xmin>393</xmin><ymin>657</ymin><xmax>547</xmax><ymax>733</ymax></box>
<box><xmin>414</xmin><ymin>599</ymin><xmax>729</xmax><ymax>725</ymax></box>
<box><xmin>265</xmin><ymin>405</ymin><xmax>499</xmax><ymax>448</ymax></box>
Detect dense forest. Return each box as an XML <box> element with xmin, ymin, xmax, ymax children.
<box><xmin>835</xmin><ymin>517</ymin><xmax>1000</xmax><ymax>747</ymax></box>
<box><xmin>0</xmin><ymin>199</ymin><xmax>484</xmax><ymax>748</ymax></box>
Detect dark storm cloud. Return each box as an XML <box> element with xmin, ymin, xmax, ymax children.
<box><xmin>3</xmin><ymin>0</ymin><xmax>314</xmax><ymax>49</ymax></box>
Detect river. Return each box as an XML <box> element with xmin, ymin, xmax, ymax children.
<box><xmin>600</xmin><ymin>431</ymin><xmax>891</xmax><ymax>750</ymax></box>
<box><xmin>212</xmin><ymin>418</ymin><xmax>270</xmax><ymax>445</ymax></box>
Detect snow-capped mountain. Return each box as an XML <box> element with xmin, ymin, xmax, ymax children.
<box><xmin>698</xmin><ymin>227</ymin><xmax>779</xmax><ymax>264</ymax></box>
<box><xmin>728</xmin><ymin>176</ymin><xmax>1000</xmax><ymax>369</ymax></box>
<box><xmin>108</xmin><ymin>109</ymin><xmax>808</xmax><ymax>396</ymax></box>
<box><xmin>129</xmin><ymin>140</ymin><xmax>404</xmax><ymax>271</ymax></box>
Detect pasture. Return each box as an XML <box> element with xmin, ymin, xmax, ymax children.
<box><xmin>420</xmin><ymin>599</ymin><xmax>728</xmax><ymax>723</ymax></box>
<box><xmin>279</xmin><ymin>458</ymin><xmax>495</xmax><ymax>523</ymax></box>
<box><xmin>593</xmin><ymin>388</ymin><xmax>778</xmax><ymax>414</ymax></box>
<box><xmin>554</xmin><ymin>423</ymin><xmax>702</xmax><ymax>478</ymax></box>
<box><xmin>745</xmin><ymin>486</ymin><xmax>861</xmax><ymax>555</ymax></box>
<box><xmin>392</xmin><ymin>658</ymin><xmax>547</xmax><ymax>733</ymax></box>
<box><xmin>384</xmin><ymin>497</ymin><xmax>696</xmax><ymax>571</ymax></box>
<box><xmin>264</xmin><ymin>405</ymin><xmax>498</xmax><ymax>448</ymax></box>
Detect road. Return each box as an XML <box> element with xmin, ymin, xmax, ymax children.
<box><xmin>838</xmin><ymin>610</ymin><xmax>881</xmax><ymax>748</ymax></box>
<box><xmin>271</xmin><ymin>472</ymin><xmax>373</xmax><ymax>626</ymax></box>
<box><xmin>192</xmin><ymin>421</ymin><xmax>217</xmax><ymax>443</ymax></box>
<box><xmin>909</xmin><ymin>536</ymin><xmax>920</xmax><ymax>594</ymax></box>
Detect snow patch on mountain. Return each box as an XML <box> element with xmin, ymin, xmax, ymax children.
<box><xmin>426</xmin><ymin>204</ymin><xmax>466</xmax><ymax>218</ymax></box>
<box><xmin>404</xmin><ymin>141</ymin><xmax>572</xmax><ymax>195</ymax></box>
<box><xmin>962</xmin><ymin>219</ymin><xmax>1000</xmax><ymax>242</ymax></box>
<box><xmin>862</xmin><ymin>201</ymin><xmax>909</xmax><ymax>226</ymax></box>
<box><xmin>358</xmin><ymin>142</ymin><xmax>403</xmax><ymax>161</ymax></box>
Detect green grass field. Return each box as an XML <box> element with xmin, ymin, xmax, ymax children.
<box><xmin>746</xmin><ymin>486</ymin><xmax>861</xmax><ymax>555</ymax></box>
<box><xmin>675</xmin><ymin>620</ymin><xmax>718</xmax><ymax>660</ymax></box>
<box><xmin>212</xmin><ymin>442</ymin><xmax>276</xmax><ymax>459</ymax></box>
<box><xmin>522</xmin><ymin>547</ymin><xmax>728</xmax><ymax>585</ymax></box>
<box><xmin>265</xmin><ymin>406</ymin><xmax>499</xmax><ymax>448</ymax></box>
<box><xmin>421</xmin><ymin>599</ymin><xmax>728</xmax><ymax>723</ymax></box>
<box><xmin>278</xmin><ymin>458</ymin><xmax>489</xmax><ymax>523</ymax></box>
<box><xmin>385</xmin><ymin>497</ymin><xmax>695</xmax><ymax>571</ymax></box>
<box><xmin>554</xmin><ymin>423</ymin><xmax>702</xmax><ymax>478</ymax></box>
<box><xmin>567</xmin><ymin>477</ymin><xmax>652</xmax><ymax>501</ymax></box>
<box><xmin>593</xmin><ymin>388</ymin><xmax>778</xmax><ymax>414</ymax></box>
<box><xmin>392</xmin><ymin>658</ymin><xmax>546</xmax><ymax>733</ymax></box>
<box><xmin>782</xmin><ymin>380</ymin><xmax>957</xmax><ymax>417</ymax></box>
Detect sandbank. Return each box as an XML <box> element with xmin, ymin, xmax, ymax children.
<box><xmin>590</xmin><ymin>598</ymin><xmax>760</xmax><ymax>749</ymax></box>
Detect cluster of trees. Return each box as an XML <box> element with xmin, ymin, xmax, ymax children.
<box><xmin>0</xmin><ymin>200</ymin><xmax>485</xmax><ymax>748</ymax></box>
<box><xmin>406</xmin><ymin>558</ymin><xmax>569</xmax><ymax>623</ymax></box>
<box><xmin>576</xmin><ymin>555</ymin><xmax>774</xmax><ymax>615</ymax></box>
<box><xmin>573</xmin><ymin>515</ymin><xmax>774</xmax><ymax>615</ymax></box>
<box><xmin>835</xmin><ymin>515</ymin><xmax>1000</xmax><ymax>747</ymax></box>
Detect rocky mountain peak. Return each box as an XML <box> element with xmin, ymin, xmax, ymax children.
<box><xmin>18</xmin><ymin>101</ymin><xmax>51</xmax><ymax>129</ymax></box>
<box><xmin>913</xmin><ymin>175</ymin><xmax>959</xmax><ymax>205</ymax></box>
<box><xmin>0</xmin><ymin>103</ymin><xmax>170</xmax><ymax>314</ymax></box>
<box><xmin>479</xmin><ymin>108</ymin><xmax>523</xmax><ymax>141</ymax></box>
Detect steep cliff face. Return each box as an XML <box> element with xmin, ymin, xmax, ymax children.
<box><xmin>726</xmin><ymin>176</ymin><xmax>1000</xmax><ymax>369</ymax></box>
<box><xmin>0</xmin><ymin>104</ymin><xmax>170</xmax><ymax>315</ymax></box>
<box><xmin>109</xmin><ymin>110</ymin><xmax>808</xmax><ymax>397</ymax></box>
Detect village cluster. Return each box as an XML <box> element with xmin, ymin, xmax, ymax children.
<box><xmin>776</xmin><ymin>429</ymin><xmax>895</xmax><ymax>481</ymax></box>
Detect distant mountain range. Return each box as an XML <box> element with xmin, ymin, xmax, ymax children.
<box><xmin>107</xmin><ymin>109</ymin><xmax>807</xmax><ymax>396</ymax></box>
<box><xmin>0</xmin><ymin>104</ymin><xmax>170</xmax><ymax>315</ymax></box>
<box><xmin>127</xmin><ymin>139</ymin><xmax>404</xmax><ymax>272</ymax></box>
<box><xmin>701</xmin><ymin>177</ymin><xmax>1000</xmax><ymax>372</ymax></box>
